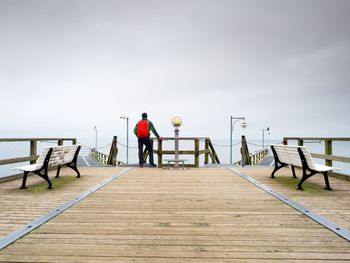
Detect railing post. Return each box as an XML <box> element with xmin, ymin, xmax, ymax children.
<box><xmin>298</xmin><ymin>139</ymin><xmax>304</xmax><ymax>146</ymax></box>
<box><xmin>58</xmin><ymin>139</ymin><xmax>63</xmax><ymax>146</ymax></box>
<box><xmin>30</xmin><ymin>140</ymin><xmax>37</xmax><ymax>164</ymax></box>
<box><xmin>325</xmin><ymin>139</ymin><xmax>333</xmax><ymax>167</ymax></box>
<box><xmin>241</xmin><ymin>136</ymin><xmax>251</xmax><ymax>166</ymax></box>
<box><xmin>158</xmin><ymin>139</ymin><xmax>163</xmax><ymax>168</ymax></box>
<box><xmin>213</xmin><ymin>151</ymin><xmax>217</xmax><ymax>163</ymax></box>
<box><xmin>204</xmin><ymin>139</ymin><xmax>209</xmax><ymax>165</ymax></box>
<box><xmin>107</xmin><ymin>136</ymin><xmax>118</xmax><ymax>166</ymax></box>
<box><xmin>72</xmin><ymin>138</ymin><xmax>77</xmax><ymax>145</ymax></box>
<box><xmin>194</xmin><ymin>139</ymin><xmax>199</xmax><ymax>167</ymax></box>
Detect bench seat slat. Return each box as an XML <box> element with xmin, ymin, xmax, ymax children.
<box><xmin>312</xmin><ymin>164</ymin><xmax>334</xmax><ymax>172</ymax></box>
<box><xmin>17</xmin><ymin>164</ymin><xmax>43</xmax><ymax>172</ymax></box>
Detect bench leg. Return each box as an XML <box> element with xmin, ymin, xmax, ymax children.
<box><xmin>271</xmin><ymin>163</ymin><xmax>284</xmax><ymax>178</ymax></box>
<box><xmin>19</xmin><ymin>171</ymin><xmax>29</xmax><ymax>189</ymax></box>
<box><xmin>323</xmin><ymin>172</ymin><xmax>332</xmax><ymax>190</ymax></box>
<box><xmin>35</xmin><ymin>170</ymin><xmax>53</xmax><ymax>189</ymax></box>
<box><xmin>296</xmin><ymin>170</ymin><xmax>315</xmax><ymax>191</ymax></box>
<box><xmin>296</xmin><ymin>178</ymin><xmax>306</xmax><ymax>190</ymax></box>
<box><xmin>57</xmin><ymin>163</ymin><xmax>81</xmax><ymax>178</ymax></box>
<box><xmin>68</xmin><ymin>162</ymin><xmax>80</xmax><ymax>178</ymax></box>
<box><xmin>43</xmin><ymin>172</ymin><xmax>53</xmax><ymax>189</ymax></box>
<box><xmin>55</xmin><ymin>165</ymin><xmax>61</xmax><ymax>178</ymax></box>
<box><xmin>291</xmin><ymin>166</ymin><xmax>298</xmax><ymax>178</ymax></box>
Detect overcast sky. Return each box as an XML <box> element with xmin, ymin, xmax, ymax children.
<box><xmin>1</xmin><ymin>0</ymin><xmax>350</xmax><ymax>143</ymax></box>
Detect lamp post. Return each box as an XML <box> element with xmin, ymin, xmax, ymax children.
<box><xmin>120</xmin><ymin>116</ymin><xmax>129</xmax><ymax>164</ymax></box>
<box><xmin>262</xmin><ymin>126</ymin><xmax>270</xmax><ymax>148</ymax></box>
<box><xmin>230</xmin><ymin>116</ymin><xmax>248</xmax><ymax>164</ymax></box>
<box><xmin>172</xmin><ymin>116</ymin><xmax>182</xmax><ymax>168</ymax></box>
<box><xmin>93</xmin><ymin>126</ymin><xmax>97</xmax><ymax>151</ymax></box>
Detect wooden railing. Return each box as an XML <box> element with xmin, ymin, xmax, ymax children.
<box><xmin>0</xmin><ymin>138</ymin><xmax>77</xmax><ymax>166</ymax></box>
<box><xmin>283</xmin><ymin>137</ymin><xmax>350</xmax><ymax>167</ymax></box>
<box><xmin>234</xmin><ymin>148</ymin><xmax>269</xmax><ymax>165</ymax></box>
<box><xmin>146</xmin><ymin>137</ymin><xmax>220</xmax><ymax>168</ymax></box>
<box><xmin>90</xmin><ymin>149</ymin><xmax>109</xmax><ymax>164</ymax></box>
<box><xmin>283</xmin><ymin>137</ymin><xmax>350</xmax><ymax>179</ymax></box>
<box><xmin>89</xmin><ymin>136</ymin><xmax>121</xmax><ymax>165</ymax></box>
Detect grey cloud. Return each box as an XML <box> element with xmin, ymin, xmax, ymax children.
<box><xmin>1</xmin><ymin>0</ymin><xmax>349</xmax><ymax>139</ymax></box>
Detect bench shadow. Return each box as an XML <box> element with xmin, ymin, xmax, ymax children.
<box><xmin>12</xmin><ymin>175</ymin><xmax>77</xmax><ymax>193</ymax></box>
<box><xmin>274</xmin><ymin>176</ymin><xmax>327</xmax><ymax>193</ymax></box>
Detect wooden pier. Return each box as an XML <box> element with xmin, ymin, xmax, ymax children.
<box><xmin>0</xmin><ymin>166</ymin><xmax>349</xmax><ymax>262</ymax></box>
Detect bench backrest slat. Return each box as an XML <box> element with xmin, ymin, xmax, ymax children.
<box><xmin>49</xmin><ymin>147</ymin><xmax>64</xmax><ymax>166</ymax></box>
<box><xmin>36</xmin><ymin>147</ymin><xmax>52</xmax><ymax>164</ymax></box>
<box><xmin>62</xmin><ymin>145</ymin><xmax>79</xmax><ymax>163</ymax></box>
<box><xmin>299</xmin><ymin>147</ymin><xmax>316</xmax><ymax>170</ymax></box>
<box><xmin>35</xmin><ymin>145</ymin><xmax>79</xmax><ymax>167</ymax></box>
<box><xmin>273</xmin><ymin>145</ymin><xmax>290</xmax><ymax>164</ymax></box>
<box><xmin>272</xmin><ymin>144</ymin><xmax>315</xmax><ymax>169</ymax></box>
<box><xmin>284</xmin><ymin>146</ymin><xmax>302</xmax><ymax>167</ymax></box>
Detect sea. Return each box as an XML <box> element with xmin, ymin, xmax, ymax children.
<box><xmin>1</xmin><ymin>138</ymin><xmax>349</xmax><ymax>178</ymax></box>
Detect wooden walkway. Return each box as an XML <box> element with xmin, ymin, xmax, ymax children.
<box><xmin>0</xmin><ymin>167</ymin><xmax>121</xmax><ymax>238</ymax></box>
<box><xmin>0</xmin><ymin>167</ymin><xmax>349</xmax><ymax>262</ymax></box>
<box><xmin>239</xmin><ymin>166</ymin><xmax>350</xmax><ymax>230</ymax></box>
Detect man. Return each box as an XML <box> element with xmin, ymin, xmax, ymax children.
<box><xmin>134</xmin><ymin>112</ymin><xmax>162</xmax><ymax>167</ymax></box>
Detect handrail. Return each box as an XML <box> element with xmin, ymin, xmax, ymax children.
<box><xmin>234</xmin><ymin>148</ymin><xmax>269</xmax><ymax>165</ymax></box>
<box><xmin>283</xmin><ymin>137</ymin><xmax>350</xmax><ymax>179</ymax></box>
<box><xmin>147</xmin><ymin>137</ymin><xmax>220</xmax><ymax>167</ymax></box>
<box><xmin>0</xmin><ymin>138</ymin><xmax>76</xmax><ymax>142</ymax></box>
<box><xmin>89</xmin><ymin>136</ymin><xmax>122</xmax><ymax>165</ymax></box>
<box><xmin>90</xmin><ymin>149</ymin><xmax>109</xmax><ymax>165</ymax></box>
<box><xmin>283</xmin><ymin>137</ymin><xmax>350</xmax><ymax>166</ymax></box>
<box><xmin>0</xmin><ymin>156</ymin><xmax>37</xmax><ymax>165</ymax></box>
<box><xmin>283</xmin><ymin>137</ymin><xmax>350</xmax><ymax>142</ymax></box>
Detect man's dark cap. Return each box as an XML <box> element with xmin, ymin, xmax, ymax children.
<box><xmin>142</xmin><ymin>112</ymin><xmax>148</xmax><ymax>119</ymax></box>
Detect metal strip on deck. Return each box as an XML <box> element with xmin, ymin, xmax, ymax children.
<box><xmin>0</xmin><ymin>167</ymin><xmax>132</xmax><ymax>250</ymax></box>
<box><xmin>228</xmin><ymin>167</ymin><xmax>350</xmax><ymax>242</ymax></box>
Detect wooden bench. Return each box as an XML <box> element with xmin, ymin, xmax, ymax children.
<box><xmin>163</xmin><ymin>159</ymin><xmax>188</xmax><ymax>169</ymax></box>
<box><xmin>17</xmin><ymin>145</ymin><xmax>81</xmax><ymax>189</ymax></box>
<box><xmin>271</xmin><ymin>144</ymin><xmax>336</xmax><ymax>190</ymax></box>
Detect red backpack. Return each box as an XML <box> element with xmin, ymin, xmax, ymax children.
<box><xmin>137</xmin><ymin>120</ymin><xmax>149</xmax><ymax>138</ymax></box>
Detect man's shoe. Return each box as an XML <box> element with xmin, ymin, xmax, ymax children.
<box><xmin>149</xmin><ymin>163</ymin><xmax>157</xmax><ymax>167</ymax></box>
<box><xmin>139</xmin><ymin>164</ymin><xmax>143</xmax><ymax>168</ymax></box>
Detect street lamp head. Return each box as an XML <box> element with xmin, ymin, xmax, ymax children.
<box><xmin>120</xmin><ymin>116</ymin><xmax>128</xmax><ymax>119</ymax></box>
<box><xmin>240</xmin><ymin>120</ymin><xmax>248</xmax><ymax>128</ymax></box>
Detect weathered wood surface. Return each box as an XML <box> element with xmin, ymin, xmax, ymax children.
<box><xmin>240</xmin><ymin>166</ymin><xmax>350</xmax><ymax>229</ymax></box>
<box><xmin>0</xmin><ymin>156</ymin><xmax>37</xmax><ymax>165</ymax></box>
<box><xmin>311</xmin><ymin>153</ymin><xmax>350</xmax><ymax>163</ymax></box>
<box><xmin>0</xmin><ymin>167</ymin><xmax>350</xmax><ymax>262</ymax></box>
<box><xmin>0</xmin><ymin>167</ymin><xmax>121</xmax><ymax>238</ymax></box>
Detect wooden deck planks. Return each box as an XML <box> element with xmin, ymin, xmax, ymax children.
<box><xmin>0</xmin><ymin>167</ymin><xmax>350</xmax><ymax>262</ymax></box>
<box><xmin>239</xmin><ymin>166</ymin><xmax>350</xmax><ymax>229</ymax></box>
<box><xmin>0</xmin><ymin>167</ymin><xmax>121</xmax><ymax>238</ymax></box>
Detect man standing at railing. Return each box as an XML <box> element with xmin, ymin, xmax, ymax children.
<box><xmin>134</xmin><ymin>113</ymin><xmax>162</xmax><ymax>168</ymax></box>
